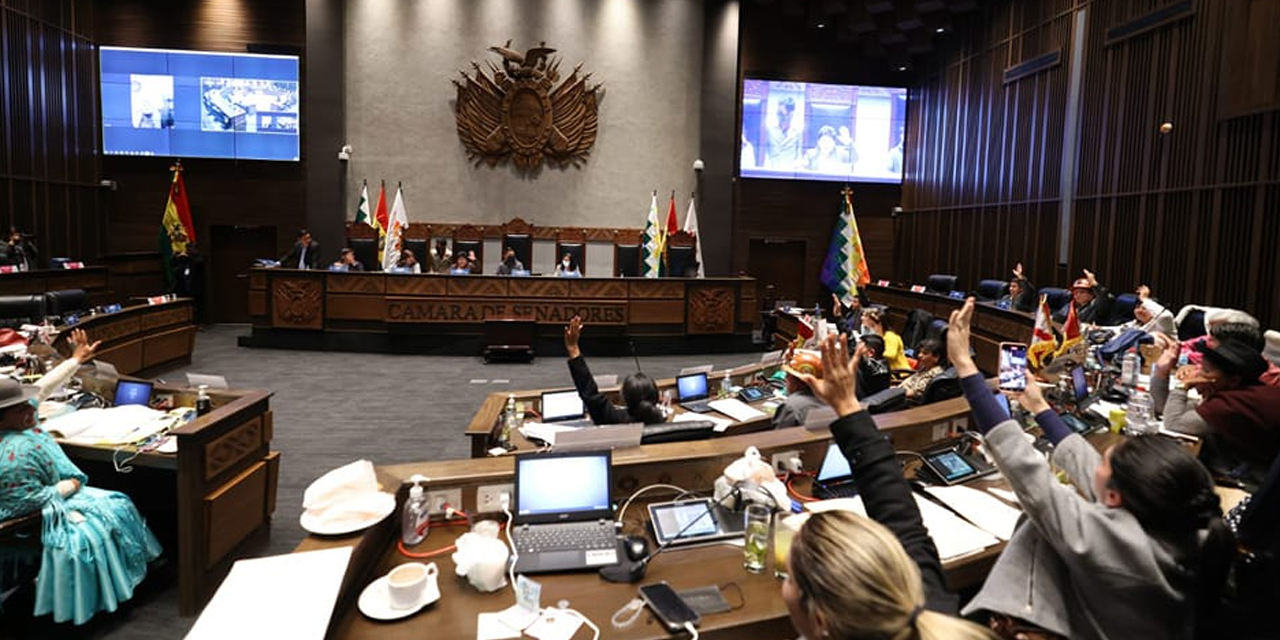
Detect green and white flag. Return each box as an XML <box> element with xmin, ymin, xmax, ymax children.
<box><xmin>353</xmin><ymin>180</ymin><xmax>374</xmax><ymax>229</ymax></box>
<box><xmin>642</xmin><ymin>191</ymin><xmax>661</xmax><ymax>278</ymax></box>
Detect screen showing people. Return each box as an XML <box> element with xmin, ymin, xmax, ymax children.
<box><xmin>740</xmin><ymin>79</ymin><xmax>907</xmax><ymax>184</ymax></box>
<box><xmin>100</xmin><ymin>46</ymin><xmax>300</xmax><ymax>161</ymax></box>
<box><xmin>998</xmin><ymin>342</ymin><xmax>1028</xmax><ymax>391</ymax></box>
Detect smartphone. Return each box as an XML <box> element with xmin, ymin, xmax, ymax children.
<box><xmin>998</xmin><ymin>342</ymin><xmax>1028</xmax><ymax>391</ymax></box>
<box><xmin>639</xmin><ymin>581</ymin><xmax>700</xmax><ymax>631</ymax></box>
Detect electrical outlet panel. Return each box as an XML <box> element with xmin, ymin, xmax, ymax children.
<box><xmin>425</xmin><ymin>488</ymin><xmax>462</xmax><ymax>515</ymax></box>
<box><xmin>477</xmin><ymin>484</ymin><xmax>514</xmax><ymax>512</ymax></box>
<box><xmin>771</xmin><ymin>450</ymin><xmax>802</xmax><ymax>474</ymax></box>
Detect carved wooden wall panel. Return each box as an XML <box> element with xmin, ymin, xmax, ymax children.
<box><xmin>687</xmin><ymin>285</ymin><xmax>736</xmax><ymax>335</ymax></box>
<box><xmin>519</xmin><ymin>279</ymin><xmax>571</xmax><ymax>298</ymax></box>
<box><xmin>385</xmin><ymin>276</ymin><xmax>447</xmax><ymax>296</ymax></box>
<box><xmin>629</xmin><ymin>281</ymin><xmax>686</xmax><ymax>299</ymax></box>
<box><xmin>571</xmin><ymin>280</ymin><xmax>628</xmax><ymax>299</ymax></box>
<box><xmin>140</xmin><ymin>305</ymin><xmax>194</xmax><ymax>331</ymax></box>
<box><xmin>203</xmin><ymin>417</ymin><xmax>264</xmax><ymax>482</ymax></box>
<box><xmin>326</xmin><ymin>295</ymin><xmax>386</xmax><ymax>321</ymax></box>
<box><xmin>448</xmin><ymin>278</ymin><xmax>509</xmax><ymax>297</ymax></box>
<box><xmin>629</xmin><ymin>300</ymin><xmax>684</xmax><ymax>324</ymax></box>
<box><xmin>142</xmin><ymin>327</ymin><xmax>196</xmax><ymax>369</ymax></box>
<box><xmin>327</xmin><ymin>273</ymin><xmax>386</xmax><ymax>294</ymax></box>
<box><xmin>87</xmin><ymin>317</ymin><xmax>144</xmax><ymax>345</ymax></box>
<box><xmin>248</xmin><ymin>291</ymin><xmax>266</xmax><ymax>317</ymax></box>
<box><xmin>270</xmin><ymin>278</ymin><xmax>323</xmax><ymax>329</ymax></box>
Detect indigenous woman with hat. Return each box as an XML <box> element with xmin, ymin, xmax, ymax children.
<box><xmin>0</xmin><ymin>328</ymin><xmax>162</xmax><ymax>625</ymax></box>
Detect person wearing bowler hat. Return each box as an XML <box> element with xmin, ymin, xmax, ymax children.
<box><xmin>1053</xmin><ymin>268</ymin><xmax>1112</xmax><ymax>325</ymax></box>
<box><xmin>773</xmin><ymin>348</ymin><xmax>828</xmax><ymax>429</ymax></box>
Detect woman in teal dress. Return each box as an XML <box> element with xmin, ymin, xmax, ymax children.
<box><xmin>0</xmin><ymin>328</ymin><xmax>161</xmax><ymax>625</ymax></box>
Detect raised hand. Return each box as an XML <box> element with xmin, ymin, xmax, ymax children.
<box><xmin>69</xmin><ymin>328</ymin><xmax>101</xmax><ymax>363</ymax></box>
<box><xmin>1012</xmin><ymin>262</ymin><xmax>1024</xmax><ymax>279</ymax></box>
<box><xmin>1136</xmin><ymin>284</ymin><xmax>1151</xmax><ymax>300</ymax></box>
<box><xmin>1013</xmin><ymin>376</ymin><xmax>1050</xmax><ymax>414</ymax></box>
<box><xmin>1083</xmin><ymin>269</ymin><xmax>1098</xmax><ymax>287</ymax></box>
<box><xmin>830</xmin><ymin>292</ymin><xmax>844</xmax><ymax>317</ymax></box>
<box><xmin>794</xmin><ymin>333</ymin><xmax>861</xmax><ymax>418</ymax></box>
<box><xmin>564</xmin><ymin>315</ymin><xmax>583</xmax><ymax>359</ymax></box>
<box><xmin>946</xmin><ymin>298</ymin><xmax>979</xmax><ymax>377</ymax></box>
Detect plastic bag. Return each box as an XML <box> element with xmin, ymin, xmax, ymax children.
<box><xmin>713</xmin><ymin>446</ymin><xmax>789</xmax><ymax>510</ymax></box>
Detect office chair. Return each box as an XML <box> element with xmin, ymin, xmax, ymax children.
<box><xmin>976</xmin><ymin>279</ymin><xmax>1009</xmax><ymax>301</ymax></box>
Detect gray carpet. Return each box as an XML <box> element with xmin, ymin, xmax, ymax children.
<box><xmin>11</xmin><ymin>325</ymin><xmax>765</xmax><ymax>639</ymax></box>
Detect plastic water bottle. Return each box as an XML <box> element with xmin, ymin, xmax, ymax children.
<box><xmin>1126</xmin><ymin>386</ymin><xmax>1153</xmax><ymax>434</ymax></box>
<box><xmin>401</xmin><ymin>475</ymin><xmax>430</xmax><ymax>545</ymax></box>
<box><xmin>196</xmin><ymin>385</ymin><xmax>212</xmax><ymax>416</ymax></box>
<box><xmin>720</xmin><ymin>372</ymin><xmax>733</xmax><ymax>399</ymax></box>
<box><xmin>501</xmin><ymin>394</ymin><xmax>517</xmax><ymax>446</ymax></box>
<box><xmin>1121</xmin><ymin>348</ymin><xmax>1138</xmax><ymax>389</ymax></box>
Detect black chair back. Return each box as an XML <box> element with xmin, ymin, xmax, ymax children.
<box><xmin>48</xmin><ymin>257</ymin><xmax>72</xmax><ymax>270</ymax></box>
<box><xmin>1178</xmin><ymin>308</ymin><xmax>1207</xmax><ymax>341</ymax></box>
<box><xmin>921</xmin><ymin>368</ymin><xmax>962</xmax><ymax>404</ymax></box>
<box><xmin>402</xmin><ymin>238</ymin><xmax>428</xmax><ymax>268</ymax></box>
<box><xmin>503</xmin><ymin>234</ymin><xmax>533</xmax><ymax>271</ymax></box>
<box><xmin>976</xmin><ymin>279</ymin><xmax>1009</xmax><ymax>301</ymax></box>
<box><xmin>1107</xmin><ymin>293</ymin><xmax>1139</xmax><ymax>325</ymax></box>
<box><xmin>348</xmin><ymin>237</ymin><xmax>378</xmax><ymax>272</ymax></box>
<box><xmin>45</xmin><ymin>289</ymin><xmax>87</xmax><ymax>316</ymax></box>
<box><xmin>862</xmin><ymin>386</ymin><xmax>907</xmax><ymax>414</ymax></box>
<box><xmin>1040</xmin><ymin>287</ymin><xmax>1071</xmax><ymax>314</ymax></box>
<box><xmin>615</xmin><ymin>244</ymin><xmax>641</xmax><ymax>277</ymax></box>
<box><xmin>0</xmin><ymin>294</ymin><xmax>46</xmax><ymax>328</ymax></box>
<box><xmin>926</xmin><ymin>274</ymin><xmax>959</xmax><ymax>294</ymax></box>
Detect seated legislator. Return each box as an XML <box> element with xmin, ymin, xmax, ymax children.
<box><xmin>428</xmin><ymin>239</ymin><xmax>452</xmax><ymax>274</ymax></box>
<box><xmin>553</xmin><ymin>252</ymin><xmax>581</xmax><ymax>278</ymax></box>
<box><xmin>897</xmin><ymin>338</ymin><xmax>947</xmax><ymax>405</ymax></box>
<box><xmin>448</xmin><ymin>253</ymin><xmax>472</xmax><ymax>275</ymax></box>
<box><xmin>0</xmin><ymin>329</ymin><xmax>162</xmax><ymax>625</ymax></box>
<box><xmin>1118</xmin><ymin>285</ymin><xmax>1174</xmax><ymax>334</ymax></box>
<box><xmin>947</xmin><ymin>298</ymin><xmax>1232</xmax><ymax>640</ymax></box>
<box><xmin>830</xmin><ymin>292</ymin><xmax>866</xmax><ymax>336</ymax></box>
<box><xmin>862</xmin><ymin>308</ymin><xmax>911</xmax><ymax>372</ymax></box>
<box><xmin>495</xmin><ymin>247</ymin><xmax>525</xmax><ymax>275</ymax></box>
<box><xmin>562</xmin><ymin>316</ymin><xmax>665</xmax><ymax>425</ymax></box>
<box><xmin>1156</xmin><ymin>337</ymin><xmax>1280</xmax><ymax>490</ymax></box>
<box><xmin>771</xmin><ymin>349</ymin><xmax>827</xmax><ymax>429</ymax></box>
<box><xmin>330</xmin><ymin>247</ymin><xmax>364</xmax><ymax>272</ymax></box>
<box><xmin>784</xmin><ymin>334</ymin><xmax>993</xmax><ymax>639</ymax></box>
<box><xmin>1053</xmin><ymin>269</ymin><xmax>1111</xmax><ymax>325</ymax></box>
<box><xmin>280</xmin><ymin>228</ymin><xmax>322</xmax><ymax>270</ymax></box>
<box><xmin>855</xmin><ymin>333</ymin><xmax>892</xmax><ymax>399</ymax></box>
<box><xmin>0</xmin><ymin>228</ymin><xmax>38</xmax><ymax>272</ymax></box>
<box><xmin>392</xmin><ymin>249</ymin><xmax>421</xmax><ymax>274</ymax></box>
<box><xmin>999</xmin><ymin>263</ymin><xmax>1037</xmax><ymax>313</ymax></box>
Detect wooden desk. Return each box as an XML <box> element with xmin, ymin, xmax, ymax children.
<box><xmin>242</xmin><ymin>268</ymin><xmax>758</xmax><ymax>355</ymax></box>
<box><xmin>0</xmin><ymin>266</ymin><xmax>110</xmax><ymax>301</ymax></box>
<box><xmin>51</xmin><ymin>299</ymin><xmax>196</xmax><ymax>376</ymax></box>
<box><xmin>60</xmin><ymin>384</ymin><xmax>278</xmax><ymax>616</ymax></box>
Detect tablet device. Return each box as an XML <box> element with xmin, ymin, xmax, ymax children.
<box><xmin>647</xmin><ymin>498</ymin><xmax>744</xmax><ymax>547</ymax></box>
<box><xmin>113</xmin><ymin>379</ymin><xmax>154</xmax><ymax>407</ymax></box>
<box><xmin>922</xmin><ymin>449</ymin><xmax>978</xmax><ymax>484</ymax></box>
<box><xmin>737</xmin><ymin>386</ymin><xmax>769</xmax><ymax>403</ymax></box>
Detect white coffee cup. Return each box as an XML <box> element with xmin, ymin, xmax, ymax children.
<box><xmin>386</xmin><ymin>562</ymin><xmax>436</xmax><ymax>610</ymax></box>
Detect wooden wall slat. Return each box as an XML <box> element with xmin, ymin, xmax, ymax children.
<box><xmin>900</xmin><ymin>0</ymin><xmax>1280</xmax><ymax>327</ymax></box>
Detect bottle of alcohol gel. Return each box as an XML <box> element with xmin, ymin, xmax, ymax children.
<box><xmin>401</xmin><ymin>474</ymin><xmax>430</xmax><ymax>545</ymax></box>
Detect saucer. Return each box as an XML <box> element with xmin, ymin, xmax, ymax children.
<box><xmin>300</xmin><ymin>492</ymin><xmax>396</xmax><ymax>535</ymax></box>
<box><xmin>357</xmin><ymin>572</ymin><xmax>441</xmax><ymax>621</ymax></box>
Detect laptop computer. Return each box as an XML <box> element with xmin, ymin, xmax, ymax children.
<box><xmin>510</xmin><ymin>450</ymin><xmax>622</xmax><ymax>574</ymax></box>
<box><xmin>113</xmin><ymin>379</ymin><xmax>154</xmax><ymax>407</ymax></box>
<box><xmin>540</xmin><ymin>389</ymin><xmax>589</xmax><ymax>425</ymax></box>
<box><xmin>812</xmin><ymin>442</ymin><xmax>858</xmax><ymax>499</ymax></box>
<box><xmin>676</xmin><ymin>373</ymin><xmax>713</xmax><ymax>413</ymax></box>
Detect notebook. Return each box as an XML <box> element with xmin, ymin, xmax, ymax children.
<box><xmin>540</xmin><ymin>389</ymin><xmax>587</xmax><ymax>424</ymax></box>
<box><xmin>510</xmin><ymin>450</ymin><xmax>621</xmax><ymax>574</ymax></box>
<box><xmin>113</xmin><ymin>379</ymin><xmax>154</xmax><ymax>407</ymax></box>
<box><xmin>676</xmin><ymin>373</ymin><xmax>712</xmax><ymax>413</ymax></box>
<box><xmin>812</xmin><ymin>442</ymin><xmax>858</xmax><ymax>499</ymax></box>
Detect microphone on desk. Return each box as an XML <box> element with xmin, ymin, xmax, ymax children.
<box><xmin>599</xmin><ymin>484</ymin><xmax>746</xmax><ymax>584</ymax></box>
<box><xmin>628</xmin><ymin>339</ymin><xmax>644</xmax><ymax>375</ymax></box>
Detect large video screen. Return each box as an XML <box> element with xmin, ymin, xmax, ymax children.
<box><xmin>740</xmin><ymin>79</ymin><xmax>906</xmax><ymax>184</ymax></box>
<box><xmin>100</xmin><ymin>46</ymin><xmax>300</xmax><ymax>161</ymax></box>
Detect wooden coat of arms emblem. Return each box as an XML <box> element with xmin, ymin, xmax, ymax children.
<box><xmin>453</xmin><ymin>41</ymin><xmax>602</xmax><ymax>171</ymax></box>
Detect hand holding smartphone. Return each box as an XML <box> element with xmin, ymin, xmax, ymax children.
<box><xmin>998</xmin><ymin>342</ymin><xmax>1028</xmax><ymax>391</ymax></box>
<box><xmin>639</xmin><ymin>582</ymin><xmax>700</xmax><ymax>632</ymax></box>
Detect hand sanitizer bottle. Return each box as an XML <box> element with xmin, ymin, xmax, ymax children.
<box><xmin>401</xmin><ymin>474</ymin><xmax>430</xmax><ymax>545</ymax></box>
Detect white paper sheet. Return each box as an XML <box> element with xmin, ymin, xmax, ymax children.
<box><xmin>924</xmin><ymin>485</ymin><xmax>1023</xmax><ymax>540</ymax></box>
<box><xmin>185</xmin><ymin>547</ymin><xmax>353</xmax><ymax>640</ymax></box>
<box><xmin>707</xmin><ymin>398</ymin><xmax>767</xmax><ymax>422</ymax></box>
<box><xmin>806</xmin><ymin>494</ymin><xmax>1000</xmax><ymax>561</ymax></box>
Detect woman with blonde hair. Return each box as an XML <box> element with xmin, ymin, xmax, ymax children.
<box><xmin>787</xmin><ymin>510</ymin><xmax>994</xmax><ymax>640</ymax></box>
<box><xmin>787</xmin><ymin>334</ymin><xmax>995</xmax><ymax>640</ymax></box>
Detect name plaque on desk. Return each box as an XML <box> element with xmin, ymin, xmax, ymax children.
<box><xmin>386</xmin><ymin>299</ymin><xmax>627</xmax><ymax>325</ymax></box>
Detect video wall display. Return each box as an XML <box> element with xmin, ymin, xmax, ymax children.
<box><xmin>100</xmin><ymin>46</ymin><xmax>300</xmax><ymax>162</ymax></box>
<box><xmin>740</xmin><ymin>79</ymin><xmax>907</xmax><ymax>184</ymax></box>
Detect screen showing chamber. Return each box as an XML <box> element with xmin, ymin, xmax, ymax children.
<box><xmin>740</xmin><ymin>79</ymin><xmax>907</xmax><ymax>184</ymax></box>
<box><xmin>100</xmin><ymin>46</ymin><xmax>300</xmax><ymax>161</ymax></box>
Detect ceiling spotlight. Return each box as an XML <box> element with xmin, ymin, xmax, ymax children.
<box><xmin>935</xmin><ymin>27</ymin><xmax>946</xmax><ymax>33</ymax></box>
<box><xmin>817</xmin><ymin>22</ymin><xmax>826</xmax><ymax>28</ymax></box>
<box><xmin>897</xmin><ymin>65</ymin><xmax>908</xmax><ymax>71</ymax></box>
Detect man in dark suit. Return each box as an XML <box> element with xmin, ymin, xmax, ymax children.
<box><xmin>281</xmin><ymin>229</ymin><xmax>321</xmax><ymax>270</ymax></box>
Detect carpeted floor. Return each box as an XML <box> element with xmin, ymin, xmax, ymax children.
<box><xmin>5</xmin><ymin>325</ymin><xmax>766</xmax><ymax>639</ymax></box>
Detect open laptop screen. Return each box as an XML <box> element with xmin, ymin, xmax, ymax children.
<box><xmin>541</xmin><ymin>390</ymin><xmax>586</xmax><ymax>423</ymax></box>
<box><xmin>514</xmin><ymin>450</ymin><xmax>613</xmax><ymax>523</ymax></box>
<box><xmin>113</xmin><ymin>379</ymin><xmax>153</xmax><ymax>407</ymax></box>
<box><xmin>816</xmin><ymin>442</ymin><xmax>852</xmax><ymax>483</ymax></box>
<box><xmin>675</xmin><ymin>373</ymin><xmax>709</xmax><ymax>402</ymax></box>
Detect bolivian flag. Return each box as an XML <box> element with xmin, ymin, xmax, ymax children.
<box><xmin>159</xmin><ymin>163</ymin><xmax>196</xmax><ymax>289</ymax></box>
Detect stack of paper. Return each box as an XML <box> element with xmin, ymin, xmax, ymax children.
<box><xmin>707</xmin><ymin>398</ymin><xmax>767</xmax><ymax>422</ymax></box>
<box><xmin>923</xmin><ymin>485</ymin><xmax>1023</xmax><ymax>540</ymax></box>
<box><xmin>806</xmin><ymin>493</ymin><xmax>1001</xmax><ymax>561</ymax></box>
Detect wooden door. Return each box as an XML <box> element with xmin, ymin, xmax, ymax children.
<box><xmin>208</xmin><ymin>225</ymin><xmax>277</xmax><ymax>324</ymax></box>
<box><xmin>747</xmin><ymin>239</ymin><xmax>806</xmax><ymax>308</ymax></box>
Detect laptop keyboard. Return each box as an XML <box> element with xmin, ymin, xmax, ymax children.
<box><xmin>815</xmin><ymin>482</ymin><xmax>859</xmax><ymax>500</ymax></box>
<box><xmin>680</xmin><ymin>400</ymin><xmax>712</xmax><ymax>413</ymax></box>
<box><xmin>513</xmin><ymin>522</ymin><xmax>616</xmax><ymax>553</ymax></box>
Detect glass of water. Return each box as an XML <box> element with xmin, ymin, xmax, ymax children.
<box><xmin>743</xmin><ymin>504</ymin><xmax>771</xmax><ymax>573</ymax></box>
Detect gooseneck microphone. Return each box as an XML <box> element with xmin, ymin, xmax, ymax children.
<box><xmin>599</xmin><ymin>485</ymin><xmax>744</xmax><ymax>583</ymax></box>
<box><xmin>629</xmin><ymin>339</ymin><xmax>643</xmax><ymax>374</ymax></box>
